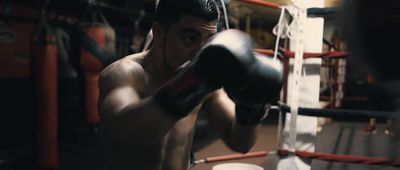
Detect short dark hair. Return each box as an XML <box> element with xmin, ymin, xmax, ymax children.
<box><xmin>154</xmin><ymin>0</ymin><xmax>219</xmax><ymax>27</ymax></box>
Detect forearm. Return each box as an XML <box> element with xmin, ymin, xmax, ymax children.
<box><xmin>223</xmin><ymin>119</ymin><xmax>259</xmax><ymax>153</ymax></box>
<box><xmin>203</xmin><ymin>90</ymin><xmax>259</xmax><ymax>153</ymax></box>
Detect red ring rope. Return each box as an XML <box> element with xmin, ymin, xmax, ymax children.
<box><xmin>194</xmin><ymin>150</ymin><xmax>400</xmax><ymax>168</ymax></box>
<box><xmin>239</xmin><ymin>0</ymin><xmax>281</xmax><ymax>9</ymax></box>
<box><xmin>254</xmin><ymin>49</ymin><xmax>349</xmax><ymax>59</ymax></box>
<box><xmin>282</xmin><ymin>50</ymin><xmax>349</xmax><ymax>59</ymax></box>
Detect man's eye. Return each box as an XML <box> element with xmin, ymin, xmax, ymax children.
<box><xmin>183</xmin><ymin>36</ymin><xmax>197</xmax><ymax>45</ymax></box>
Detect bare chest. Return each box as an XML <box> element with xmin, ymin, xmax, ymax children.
<box><xmin>162</xmin><ymin>107</ymin><xmax>200</xmax><ymax>170</ymax></box>
<box><xmin>137</xmin><ymin>76</ymin><xmax>201</xmax><ymax>169</ymax></box>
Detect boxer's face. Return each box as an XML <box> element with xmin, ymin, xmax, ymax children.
<box><xmin>156</xmin><ymin>15</ymin><xmax>218</xmax><ymax>70</ymax></box>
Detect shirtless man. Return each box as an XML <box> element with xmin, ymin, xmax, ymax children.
<box><xmin>98</xmin><ymin>0</ymin><xmax>283</xmax><ymax>169</ymax></box>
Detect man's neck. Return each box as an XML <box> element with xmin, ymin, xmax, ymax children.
<box><xmin>142</xmin><ymin>47</ymin><xmax>174</xmax><ymax>85</ymax></box>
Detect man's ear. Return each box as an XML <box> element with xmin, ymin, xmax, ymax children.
<box><xmin>152</xmin><ymin>22</ymin><xmax>164</xmax><ymax>43</ymax></box>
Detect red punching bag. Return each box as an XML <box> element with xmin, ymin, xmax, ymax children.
<box><xmin>31</xmin><ymin>26</ymin><xmax>58</xmax><ymax>169</ymax></box>
<box><xmin>80</xmin><ymin>23</ymin><xmax>116</xmax><ymax>125</ymax></box>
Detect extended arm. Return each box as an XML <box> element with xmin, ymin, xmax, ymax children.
<box><xmin>202</xmin><ymin>90</ymin><xmax>259</xmax><ymax>153</ymax></box>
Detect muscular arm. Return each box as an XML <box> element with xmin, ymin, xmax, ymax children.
<box><xmin>201</xmin><ymin>89</ymin><xmax>260</xmax><ymax>153</ymax></box>
<box><xmin>98</xmin><ymin>60</ymin><xmax>177</xmax><ymax>168</ymax></box>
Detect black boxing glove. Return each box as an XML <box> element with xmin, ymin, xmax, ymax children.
<box><xmin>225</xmin><ymin>53</ymin><xmax>284</xmax><ymax>126</ymax></box>
<box><xmin>153</xmin><ymin>29</ymin><xmax>255</xmax><ymax>119</ymax></box>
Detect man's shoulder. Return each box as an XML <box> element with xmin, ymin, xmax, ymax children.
<box><xmin>103</xmin><ymin>53</ymin><xmax>146</xmax><ymax>74</ymax></box>
<box><xmin>100</xmin><ymin>52</ymin><xmax>147</xmax><ymax>85</ymax></box>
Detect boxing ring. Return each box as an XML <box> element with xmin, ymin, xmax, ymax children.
<box><xmin>193</xmin><ymin>0</ymin><xmax>399</xmax><ymax>169</ymax></box>
<box><xmin>191</xmin><ymin>53</ymin><xmax>399</xmax><ymax>168</ymax></box>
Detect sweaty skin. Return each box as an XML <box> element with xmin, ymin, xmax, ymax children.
<box><xmin>99</xmin><ymin>16</ymin><xmax>259</xmax><ymax>170</ymax></box>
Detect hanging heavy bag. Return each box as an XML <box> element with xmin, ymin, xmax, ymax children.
<box><xmin>79</xmin><ymin>21</ymin><xmax>116</xmax><ymax>125</ymax></box>
<box><xmin>31</xmin><ymin>24</ymin><xmax>58</xmax><ymax>169</ymax></box>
